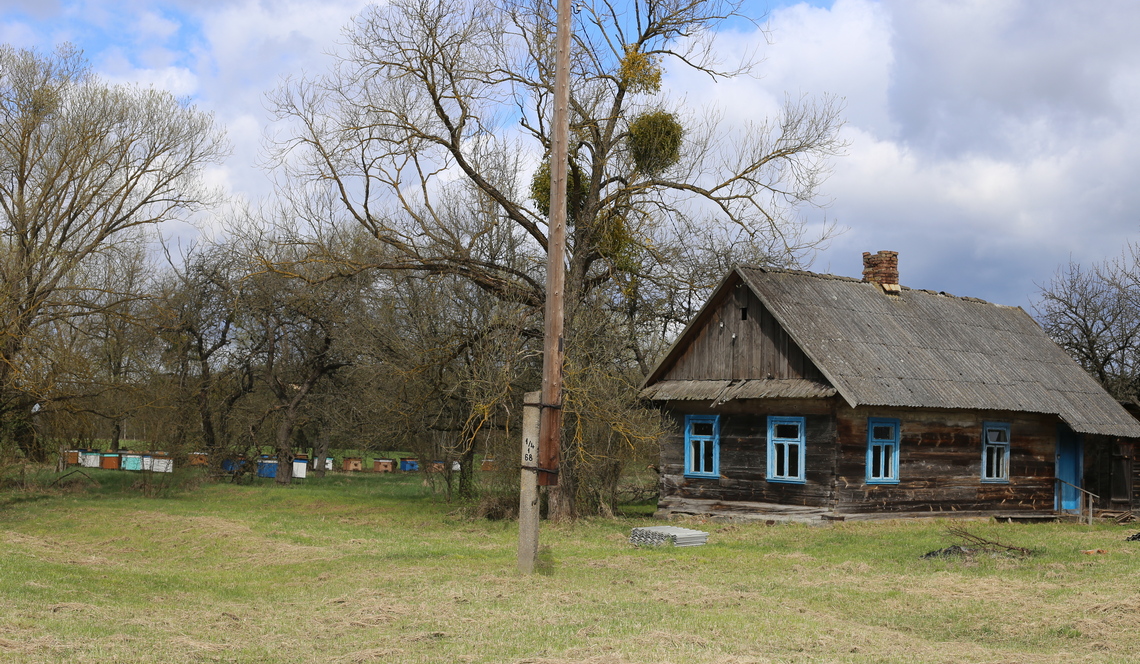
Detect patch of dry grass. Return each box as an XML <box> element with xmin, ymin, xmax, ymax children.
<box><xmin>2</xmin><ymin>472</ymin><xmax>1140</xmax><ymax>662</ymax></box>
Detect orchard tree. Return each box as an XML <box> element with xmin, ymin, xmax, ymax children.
<box><xmin>154</xmin><ymin>242</ymin><xmax>258</xmax><ymax>460</ymax></box>
<box><xmin>269</xmin><ymin>0</ymin><xmax>844</xmax><ymax>517</ymax></box>
<box><xmin>0</xmin><ymin>44</ymin><xmax>227</xmax><ymax>460</ymax></box>
<box><xmin>241</xmin><ymin>233</ymin><xmax>363</xmax><ymax>485</ymax></box>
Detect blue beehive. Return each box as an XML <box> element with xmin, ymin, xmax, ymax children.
<box><xmin>221</xmin><ymin>458</ymin><xmax>246</xmax><ymax>473</ymax></box>
<box><xmin>256</xmin><ymin>456</ymin><xmax>277</xmax><ymax>478</ymax></box>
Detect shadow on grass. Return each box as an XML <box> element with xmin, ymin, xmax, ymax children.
<box><xmin>0</xmin><ymin>492</ymin><xmax>56</xmax><ymax>510</ymax></box>
<box><xmin>536</xmin><ymin>544</ymin><xmax>557</xmax><ymax>576</ymax></box>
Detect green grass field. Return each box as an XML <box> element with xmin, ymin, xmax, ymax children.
<box><xmin>2</xmin><ymin>468</ymin><xmax>1139</xmax><ymax>663</ymax></box>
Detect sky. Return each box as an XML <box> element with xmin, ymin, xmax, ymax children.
<box><xmin>3</xmin><ymin>0</ymin><xmax>1140</xmax><ymax>309</ymax></box>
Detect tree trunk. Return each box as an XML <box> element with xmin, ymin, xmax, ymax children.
<box><xmin>313</xmin><ymin>424</ymin><xmax>329</xmax><ymax>478</ymax></box>
<box><xmin>458</xmin><ymin>444</ymin><xmax>477</xmax><ymax>499</ymax></box>
<box><xmin>547</xmin><ymin>451</ymin><xmax>576</xmax><ymax>521</ymax></box>
<box><xmin>7</xmin><ymin>402</ymin><xmax>45</xmax><ymax>463</ymax></box>
<box><xmin>600</xmin><ymin>459</ymin><xmax>623</xmax><ymax>517</ymax></box>
<box><xmin>274</xmin><ymin>416</ymin><xmax>295</xmax><ymax>485</ymax></box>
<box><xmin>197</xmin><ymin>381</ymin><xmax>218</xmax><ymax>454</ymax></box>
<box><xmin>110</xmin><ymin>419</ymin><xmax>123</xmax><ymax>452</ymax></box>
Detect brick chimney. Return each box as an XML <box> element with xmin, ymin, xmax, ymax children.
<box><xmin>862</xmin><ymin>250</ymin><xmax>899</xmax><ymax>288</ymax></box>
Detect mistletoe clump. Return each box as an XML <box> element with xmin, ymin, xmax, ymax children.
<box><xmin>627</xmin><ymin>110</ymin><xmax>683</xmax><ymax>175</ymax></box>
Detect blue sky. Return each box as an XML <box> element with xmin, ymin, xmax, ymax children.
<box><xmin>4</xmin><ymin>0</ymin><xmax>1140</xmax><ymax>310</ymax></box>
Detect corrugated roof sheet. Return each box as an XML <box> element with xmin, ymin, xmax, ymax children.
<box><xmin>640</xmin><ymin>379</ymin><xmax>837</xmax><ymax>402</ymax></box>
<box><xmin>733</xmin><ymin>267</ymin><xmax>1140</xmax><ymax>438</ymax></box>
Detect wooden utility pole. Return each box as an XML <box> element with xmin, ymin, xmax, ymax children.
<box><xmin>518</xmin><ymin>392</ymin><xmax>541</xmax><ymax>573</ymax></box>
<box><xmin>538</xmin><ymin>0</ymin><xmax>573</xmax><ymax>488</ymax></box>
<box><xmin>519</xmin><ymin>0</ymin><xmax>571</xmax><ymax>575</ymax></box>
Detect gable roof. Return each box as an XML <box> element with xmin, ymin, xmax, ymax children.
<box><xmin>643</xmin><ymin>266</ymin><xmax>1140</xmax><ymax>439</ymax></box>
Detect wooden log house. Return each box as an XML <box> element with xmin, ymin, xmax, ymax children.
<box><xmin>641</xmin><ymin>252</ymin><xmax>1140</xmax><ymax>521</ymax></box>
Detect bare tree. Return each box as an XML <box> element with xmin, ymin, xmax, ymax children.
<box><xmin>0</xmin><ymin>45</ymin><xmax>227</xmax><ymax>460</ymax></box>
<box><xmin>1036</xmin><ymin>251</ymin><xmax>1140</xmax><ymax>404</ymax></box>
<box><xmin>52</xmin><ymin>242</ymin><xmax>159</xmax><ymax>451</ymax></box>
<box><xmin>268</xmin><ymin>0</ymin><xmax>844</xmax><ymax>517</ymax></box>
<box><xmin>155</xmin><ymin>242</ymin><xmax>259</xmax><ymax>461</ymax></box>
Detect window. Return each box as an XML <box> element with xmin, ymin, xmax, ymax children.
<box><xmin>767</xmin><ymin>416</ymin><xmax>806</xmax><ymax>483</ymax></box>
<box><xmin>981</xmin><ymin>422</ymin><xmax>1010</xmax><ymax>482</ymax></box>
<box><xmin>684</xmin><ymin>415</ymin><xmax>719</xmax><ymax>477</ymax></box>
<box><xmin>866</xmin><ymin>418</ymin><xmax>900</xmax><ymax>484</ymax></box>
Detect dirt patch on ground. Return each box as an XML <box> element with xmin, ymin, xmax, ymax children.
<box><xmin>334</xmin><ymin>648</ymin><xmax>405</xmax><ymax>663</ymax></box>
<box><xmin>319</xmin><ymin>588</ymin><xmax>421</xmax><ymax>634</ymax></box>
<box><xmin>3</xmin><ymin>530</ymin><xmax>71</xmax><ymax>555</ymax></box>
<box><xmin>0</xmin><ymin>636</ymin><xmax>69</xmax><ymax>655</ymax></box>
<box><xmin>166</xmin><ymin>635</ymin><xmax>231</xmax><ymax>653</ymax></box>
<box><xmin>1076</xmin><ymin>598</ymin><xmax>1140</xmax><ymax>638</ymax></box>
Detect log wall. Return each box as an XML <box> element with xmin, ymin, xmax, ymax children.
<box><xmin>832</xmin><ymin>406</ymin><xmax>1058</xmax><ymax>513</ymax></box>
<box><xmin>659</xmin><ymin>398</ymin><xmax>837</xmax><ymax>508</ymax></box>
<box><xmin>658</xmin><ymin>400</ymin><xmax>1064</xmax><ymax>515</ymax></box>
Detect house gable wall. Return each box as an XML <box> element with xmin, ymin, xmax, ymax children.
<box><xmin>661</xmin><ymin>283</ymin><xmax>827</xmax><ymax>383</ymax></box>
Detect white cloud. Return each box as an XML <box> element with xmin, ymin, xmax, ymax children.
<box><xmin>184</xmin><ymin>0</ymin><xmax>371</xmax><ymax>201</ymax></box>
<box><xmin>133</xmin><ymin>10</ymin><xmax>180</xmax><ymax>43</ymax></box>
<box><xmin>107</xmin><ymin>66</ymin><xmax>200</xmax><ymax>96</ymax></box>
<box><xmin>884</xmin><ymin>0</ymin><xmax>1140</xmax><ymax>158</ymax></box>
<box><xmin>763</xmin><ymin>0</ymin><xmax>895</xmax><ymax>133</ymax></box>
<box><xmin>8</xmin><ymin>0</ymin><xmax>1140</xmax><ymax>310</ymax></box>
<box><xmin>682</xmin><ymin>1</ymin><xmax>1140</xmax><ymax>307</ymax></box>
<box><xmin>0</xmin><ymin>21</ymin><xmax>40</xmax><ymax>48</ymax></box>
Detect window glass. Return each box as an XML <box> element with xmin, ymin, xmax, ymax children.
<box><xmin>870</xmin><ymin>445</ymin><xmax>884</xmax><ymax>477</ymax></box>
<box><xmin>774</xmin><ymin>423</ymin><xmax>799</xmax><ymax>439</ymax></box>
<box><xmin>872</xmin><ymin>425</ymin><xmax>893</xmax><ymax>440</ymax></box>
<box><xmin>692</xmin><ymin>422</ymin><xmax>713</xmax><ymax>436</ymax></box>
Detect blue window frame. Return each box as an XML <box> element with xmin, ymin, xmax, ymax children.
<box><xmin>683</xmin><ymin>415</ymin><xmax>719</xmax><ymax>478</ymax></box>
<box><xmin>981</xmin><ymin>422</ymin><xmax>1010</xmax><ymax>483</ymax></box>
<box><xmin>866</xmin><ymin>418</ymin><xmax>900</xmax><ymax>484</ymax></box>
<box><xmin>767</xmin><ymin>416</ymin><xmax>806</xmax><ymax>483</ymax></box>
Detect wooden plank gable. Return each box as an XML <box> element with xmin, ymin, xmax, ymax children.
<box><xmin>659</xmin><ymin>281</ymin><xmax>827</xmax><ymax>384</ymax></box>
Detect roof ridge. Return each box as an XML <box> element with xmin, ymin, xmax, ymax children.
<box><xmin>737</xmin><ymin>265</ymin><xmax>1019</xmax><ymax>309</ymax></box>
<box><xmin>738</xmin><ymin>264</ymin><xmax>861</xmax><ymax>283</ymax></box>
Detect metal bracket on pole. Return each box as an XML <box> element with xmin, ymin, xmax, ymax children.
<box><xmin>520</xmin><ymin>464</ymin><xmax>560</xmax><ymax>476</ymax></box>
